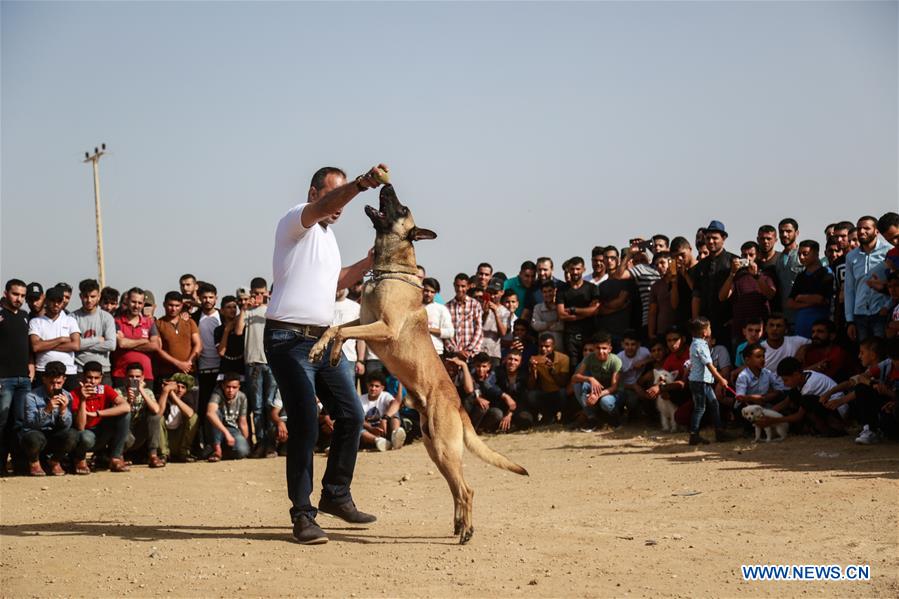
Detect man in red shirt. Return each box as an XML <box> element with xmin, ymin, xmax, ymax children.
<box><xmin>70</xmin><ymin>361</ymin><xmax>131</xmax><ymax>473</ymax></box>
<box><xmin>112</xmin><ymin>287</ymin><xmax>160</xmax><ymax>387</ymax></box>
<box><xmin>798</xmin><ymin>319</ymin><xmax>852</xmax><ymax>382</ymax></box>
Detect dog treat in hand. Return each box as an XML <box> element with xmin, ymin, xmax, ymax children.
<box><xmin>374</xmin><ymin>167</ymin><xmax>390</xmax><ymax>185</ymax></box>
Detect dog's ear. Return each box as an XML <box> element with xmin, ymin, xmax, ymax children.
<box><xmin>408</xmin><ymin>227</ymin><xmax>437</xmax><ymax>242</ymax></box>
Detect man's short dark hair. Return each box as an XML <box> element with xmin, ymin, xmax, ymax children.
<box><xmin>197</xmin><ymin>282</ymin><xmax>217</xmax><ymax>296</ymax></box>
<box><xmin>858</xmin><ymin>215</ymin><xmax>878</xmax><ymax>227</ymax></box>
<box><xmin>591</xmin><ymin>246</ymin><xmax>605</xmax><ymax>258</ymax></box>
<box><xmin>54</xmin><ymin>282</ymin><xmax>72</xmax><ymax>294</ymax></box>
<box><xmin>776</xmin><ymin>357</ymin><xmax>803</xmax><ymax>377</ymax></box>
<box><xmin>250</xmin><ymin>277</ymin><xmax>267</xmax><ymax>290</ymax></box>
<box><xmin>5</xmin><ymin>278</ymin><xmax>26</xmax><ymax>292</ymax></box>
<box><xmin>78</xmin><ymin>279</ymin><xmax>100</xmax><ymax>295</ymax></box>
<box><xmin>100</xmin><ymin>287</ymin><xmax>119</xmax><ymax>303</ymax></box>
<box><xmin>535</xmin><ymin>256</ymin><xmax>553</xmax><ymax>267</ymax></box>
<box><xmin>877</xmin><ymin>212</ymin><xmax>899</xmax><ymax>234</ymax></box>
<box><xmin>651</xmin><ymin>234</ymin><xmax>669</xmax><ymax>246</ymax></box>
<box><xmin>422</xmin><ymin>277</ymin><xmax>440</xmax><ymax>292</ymax></box>
<box><xmin>766</xmin><ymin>312</ymin><xmax>786</xmax><ymax>324</ymax></box>
<box><xmin>742</xmin><ymin>316</ymin><xmax>764</xmax><ymax>329</ymax></box>
<box><xmin>669</xmin><ymin>236</ymin><xmax>692</xmax><ymax>253</ymax></box>
<box><xmin>592</xmin><ymin>331</ymin><xmax>612</xmax><ymax>346</ymax></box>
<box><xmin>43</xmin><ymin>361</ymin><xmax>67</xmax><ymax>378</ymax></box>
<box><xmin>689</xmin><ymin>317</ymin><xmax>711</xmax><ymax>337</ymax></box>
<box><xmin>365</xmin><ymin>370</ymin><xmax>387</xmax><ymax>387</ymax></box>
<box><xmin>741</xmin><ymin>342</ymin><xmax>764</xmax><ymax>360</ymax></box>
<box><xmin>310</xmin><ymin>167</ymin><xmax>347</xmax><ymax>191</ymax></box>
<box><xmin>798</xmin><ymin>239</ymin><xmax>819</xmax><ymax>254</ymax></box>
<box><xmin>221</xmin><ymin>295</ymin><xmax>237</xmax><ymax>307</ymax></box>
<box><xmin>454</xmin><ymin>272</ymin><xmax>469</xmax><ymax>284</ymax></box>
<box><xmin>82</xmin><ymin>361</ymin><xmax>103</xmax><ymax>375</ymax></box>
<box><xmin>740</xmin><ymin>241</ymin><xmax>760</xmax><ymax>254</ymax></box>
<box><xmin>179</xmin><ymin>274</ymin><xmax>196</xmax><ymax>284</ymax></box>
<box><xmin>622</xmin><ymin>329</ymin><xmax>640</xmax><ymax>343</ymax></box>
<box><xmin>519</xmin><ymin>261</ymin><xmax>536</xmax><ymax>272</ymax></box>
<box><xmin>834</xmin><ymin>221</ymin><xmax>854</xmax><ymax>232</ymax></box>
<box><xmin>811</xmin><ymin>319</ymin><xmax>835</xmax><ymax>335</ymax></box>
<box><xmin>45</xmin><ymin>286</ymin><xmax>65</xmax><ymax>302</ymax></box>
<box><xmin>221</xmin><ymin>371</ymin><xmax>242</xmax><ymax>384</ymax></box>
<box><xmin>164</xmin><ymin>291</ymin><xmax>183</xmax><ymax>304</ymax></box>
<box><xmin>471</xmin><ymin>352</ymin><xmax>492</xmax><ymax>366</ymax></box>
<box><xmin>859</xmin><ymin>336</ymin><xmax>886</xmax><ymax>359</ymax></box>
<box><xmin>504</xmin><ymin>348</ymin><xmax>523</xmax><ymax>359</ymax></box>
<box><xmin>538</xmin><ymin>332</ymin><xmax>556</xmax><ymax>344</ymax></box>
<box><xmin>125</xmin><ymin>287</ymin><xmax>144</xmax><ymax>301</ymax></box>
<box><xmin>501</xmin><ymin>289</ymin><xmax>517</xmax><ymax>301</ymax></box>
<box><xmin>567</xmin><ymin>256</ymin><xmax>584</xmax><ymax>268</ymax></box>
<box><xmin>757</xmin><ymin>224</ymin><xmax>776</xmax><ymax>235</ymax></box>
<box><xmin>539</xmin><ymin>278</ymin><xmax>555</xmax><ymax>290</ymax></box>
<box><xmin>603</xmin><ymin>245</ymin><xmax>619</xmax><ymax>257</ymax></box>
<box><xmin>778</xmin><ymin>218</ymin><xmax>798</xmax><ymax>230</ymax></box>
<box><xmin>126</xmin><ymin>362</ymin><xmax>144</xmax><ymax>373</ymax></box>
<box><xmin>477</xmin><ymin>262</ymin><xmax>493</xmax><ymax>272</ymax></box>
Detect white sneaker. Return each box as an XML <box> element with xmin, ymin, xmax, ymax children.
<box><xmin>374</xmin><ymin>437</ymin><xmax>390</xmax><ymax>452</ymax></box>
<box><xmin>391</xmin><ymin>427</ymin><xmax>406</xmax><ymax>450</ymax></box>
<box><xmin>855</xmin><ymin>425</ymin><xmax>880</xmax><ymax>445</ymax></box>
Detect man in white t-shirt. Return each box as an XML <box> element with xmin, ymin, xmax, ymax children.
<box><xmin>760</xmin><ymin>313</ymin><xmax>809</xmax><ymax>378</ymax></box>
<box><xmin>333</xmin><ymin>289</ymin><xmax>366</xmax><ymax>384</ymax></box>
<box><xmin>358</xmin><ymin>370</ymin><xmax>403</xmax><ymax>452</ymax></box>
<box><xmin>29</xmin><ymin>286</ymin><xmax>81</xmax><ymax>389</ymax></box>
<box><xmin>264</xmin><ymin>164</ymin><xmax>386</xmax><ymax>545</ymax></box>
<box><xmin>755</xmin><ymin>357</ymin><xmax>847</xmax><ymax>436</ymax></box>
<box><xmin>422</xmin><ymin>278</ymin><xmax>453</xmax><ymax>356</ymax></box>
<box><xmin>244</xmin><ymin>276</ymin><xmax>278</xmax><ymax>458</ymax></box>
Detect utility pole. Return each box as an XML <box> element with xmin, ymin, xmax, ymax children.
<box><xmin>83</xmin><ymin>144</ymin><xmax>108</xmax><ymax>287</ymax></box>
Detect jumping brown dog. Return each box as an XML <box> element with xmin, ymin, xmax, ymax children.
<box><xmin>309</xmin><ymin>184</ymin><xmax>528</xmax><ymax>544</ymax></box>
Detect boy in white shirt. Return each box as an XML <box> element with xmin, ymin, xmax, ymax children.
<box><xmin>358</xmin><ymin>371</ymin><xmax>404</xmax><ymax>451</ymax></box>
<box><xmin>755</xmin><ymin>357</ymin><xmax>846</xmax><ymax>436</ymax></box>
<box><xmin>616</xmin><ymin>330</ymin><xmax>651</xmax><ymax>421</ymax></box>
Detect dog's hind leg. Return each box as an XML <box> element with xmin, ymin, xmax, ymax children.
<box><xmin>421</xmin><ymin>430</ymin><xmax>462</xmax><ymax>536</ymax></box>
<box><xmin>428</xmin><ymin>413</ymin><xmax>474</xmax><ymax>544</ymax></box>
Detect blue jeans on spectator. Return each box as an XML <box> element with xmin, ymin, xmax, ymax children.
<box><xmin>689</xmin><ymin>381</ymin><xmax>721</xmax><ymax>434</ymax></box>
<box><xmin>210</xmin><ymin>422</ymin><xmax>251</xmax><ymax>459</ymax></box>
<box><xmin>0</xmin><ymin>376</ymin><xmax>31</xmax><ymax>466</ymax></box>
<box><xmin>264</xmin><ymin>327</ymin><xmax>364</xmax><ymax>523</ymax></box>
<box><xmin>246</xmin><ymin>362</ymin><xmax>277</xmax><ymax>447</ymax></box>
<box><xmin>853</xmin><ymin>314</ymin><xmax>886</xmax><ymax>342</ymax></box>
<box><xmin>73</xmin><ymin>412</ymin><xmax>131</xmax><ymax>460</ymax></box>
<box><xmin>573</xmin><ymin>382</ymin><xmax>620</xmax><ymax>418</ymax></box>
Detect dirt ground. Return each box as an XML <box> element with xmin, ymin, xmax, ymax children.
<box><xmin>1</xmin><ymin>427</ymin><xmax>897</xmax><ymax>598</ymax></box>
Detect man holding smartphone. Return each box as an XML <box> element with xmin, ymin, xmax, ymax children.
<box><xmin>18</xmin><ymin>361</ymin><xmax>78</xmax><ymax>476</ymax></box>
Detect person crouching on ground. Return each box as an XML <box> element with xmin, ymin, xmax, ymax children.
<box><xmin>18</xmin><ymin>361</ymin><xmax>78</xmax><ymax>476</ymax></box>
<box><xmin>206</xmin><ymin>372</ymin><xmax>250</xmax><ymax>461</ymax></box>
<box><xmin>358</xmin><ymin>371</ymin><xmax>405</xmax><ymax>451</ymax></box>
<box><xmin>71</xmin><ymin>360</ymin><xmax>131</xmax><ymax>474</ymax></box>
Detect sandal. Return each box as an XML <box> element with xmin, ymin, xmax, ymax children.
<box><xmin>207</xmin><ymin>455</ymin><xmax>221</xmax><ymax>463</ymax></box>
<box><xmin>74</xmin><ymin>460</ymin><xmax>91</xmax><ymax>475</ymax></box>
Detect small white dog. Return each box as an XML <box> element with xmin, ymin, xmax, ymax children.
<box><xmin>652</xmin><ymin>369</ymin><xmax>678</xmax><ymax>432</ymax></box>
<box><xmin>741</xmin><ymin>404</ymin><xmax>789</xmax><ymax>442</ymax></box>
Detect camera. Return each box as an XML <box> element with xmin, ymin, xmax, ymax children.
<box><xmin>630</xmin><ymin>238</ymin><xmax>652</xmax><ymax>252</ymax></box>
<box><xmin>736</xmin><ymin>258</ymin><xmax>752</xmax><ymax>269</ymax></box>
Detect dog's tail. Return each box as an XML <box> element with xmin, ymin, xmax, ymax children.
<box><xmin>460</xmin><ymin>408</ymin><xmax>529</xmax><ymax>476</ymax></box>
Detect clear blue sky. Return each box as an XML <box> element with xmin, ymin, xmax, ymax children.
<box><xmin>2</xmin><ymin>1</ymin><xmax>896</xmax><ymax>309</ymax></box>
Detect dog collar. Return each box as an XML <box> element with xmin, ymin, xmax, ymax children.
<box><xmin>369</xmin><ymin>269</ymin><xmax>424</xmax><ymax>290</ymax></box>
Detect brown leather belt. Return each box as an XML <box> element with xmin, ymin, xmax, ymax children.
<box><xmin>265</xmin><ymin>319</ymin><xmax>328</xmax><ymax>338</ymax></box>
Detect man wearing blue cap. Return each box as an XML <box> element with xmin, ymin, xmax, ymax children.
<box><xmin>691</xmin><ymin>221</ymin><xmax>738</xmax><ymax>351</ymax></box>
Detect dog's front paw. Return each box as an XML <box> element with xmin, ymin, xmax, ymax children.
<box><xmin>308</xmin><ymin>341</ymin><xmax>327</xmax><ymax>363</ymax></box>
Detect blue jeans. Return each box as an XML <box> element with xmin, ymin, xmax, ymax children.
<box><xmin>689</xmin><ymin>381</ymin><xmax>721</xmax><ymax>433</ymax></box>
<box><xmin>853</xmin><ymin>314</ymin><xmax>886</xmax><ymax>342</ymax></box>
<box><xmin>210</xmin><ymin>422</ymin><xmax>251</xmax><ymax>459</ymax></box>
<box><xmin>0</xmin><ymin>376</ymin><xmax>31</xmax><ymax>462</ymax></box>
<box><xmin>264</xmin><ymin>327</ymin><xmax>364</xmax><ymax>522</ymax></box>
<box><xmin>246</xmin><ymin>363</ymin><xmax>277</xmax><ymax>446</ymax></box>
<box><xmin>73</xmin><ymin>412</ymin><xmax>132</xmax><ymax>460</ymax></box>
<box><xmin>573</xmin><ymin>382</ymin><xmax>620</xmax><ymax>418</ymax></box>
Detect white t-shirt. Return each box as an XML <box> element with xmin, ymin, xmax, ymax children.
<box><xmin>360</xmin><ymin>390</ymin><xmax>394</xmax><ymax>423</ymax></box>
<box><xmin>481</xmin><ymin>304</ymin><xmax>512</xmax><ymax>359</ymax></box>
<box><xmin>761</xmin><ymin>336</ymin><xmax>809</xmax><ymax>373</ymax></box>
<box><xmin>197</xmin><ymin>310</ymin><xmax>222</xmax><ymax>370</ymax></box>
<box><xmin>29</xmin><ymin>313</ymin><xmax>81</xmax><ymax>374</ymax></box>
<box><xmin>616</xmin><ymin>346</ymin><xmax>650</xmax><ymax>386</ymax></box>
<box><xmin>425</xmin><ymin>302</ymin><xmax>454</xmax><ymax>355</ymax></box>
<box><xmin>798</xmin><ymin>370</ymin><xmax>843</xmax><ymax>399</ymax></box>
<box><xmin>243</xmin><ymin>304</ymin><xmax>268</xmax><ymax>365</ymax></box>
<box><xmin>267</xmin><ymin>203</ymin><xmax>341</xmax><ymax>327</ymax></box>
<box><xmin>333</xmin><ymin>298</ymin><xmax>361</xmax><ymax>360</ymax></box>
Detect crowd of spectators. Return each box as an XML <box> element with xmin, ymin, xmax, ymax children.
<box><xmin>1</xmin><ymin>212</ymin><xmax>898</xmax><ymax>475</ymax></box>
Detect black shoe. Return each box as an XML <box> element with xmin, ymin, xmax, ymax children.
<box><xmin>318</xmin><ymin>497</ymin><xmax>377</xmax><ymax>524</ymax></box>
<box><xmin>689</xmin><ymin>433</ymin><xmax>710</xmax><ymax>446</ymax></box>
<box><xmin>249</xmin><ymin>444</ymin><xmax>268</xmax><ymax>459</ymax></box>
<box><xmin>715</xmin><ymin>429</ymin><xmax>734</xmax><ymax>443</ymax></box>
<box><xmin>292</xmin><ymin>514</ymin><xmax>328</xmax><ymax>545</ymax></box>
